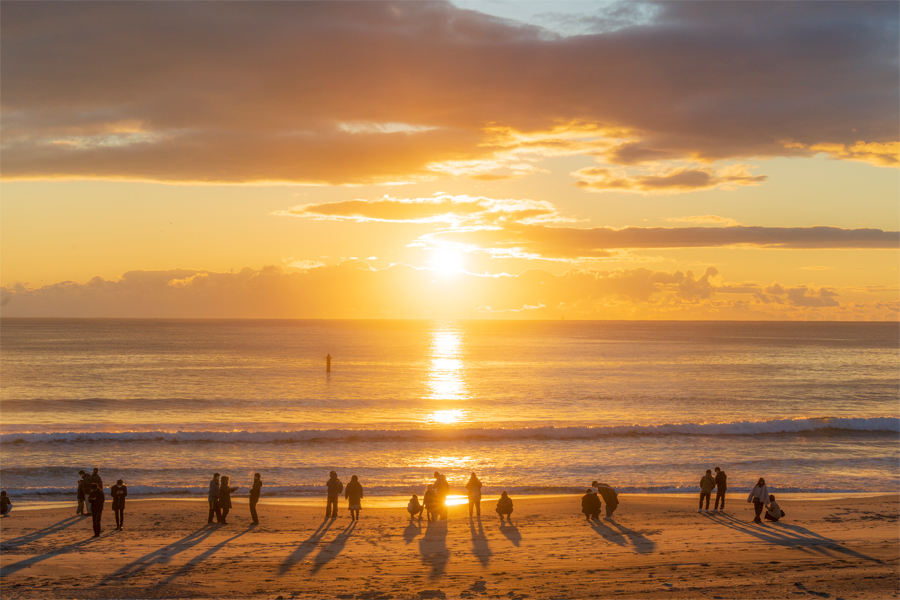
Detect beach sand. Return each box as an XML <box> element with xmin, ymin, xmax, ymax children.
<box><xmin>1</xmin><ymin>495</ymin><xmax>897</xmax><ymax>599</ymax></box>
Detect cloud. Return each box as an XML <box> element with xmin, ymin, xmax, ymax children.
<box><xmin>1</xmin><ymin>1</ymin><xmax>896</xmax><ymax>184</ymax></box>
<box><xmin>573</xmin><ymin>165</ymin><xmax>767</xmax><ymax>193</ymax></box>
<box><xmin>664</xmin><ymin>215</ymin><xmax>742</xmax><ymax>227</ymax></box>
<box><xmin>2</xmin><ymin>262</ymin><xmax>894</xmax><ymax>320</ymax></box>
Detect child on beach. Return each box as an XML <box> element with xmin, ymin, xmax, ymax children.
<box><xmin>407</xmin><ymin>493</ymin><xmax>424</xmax><ymax>519</ymax></box>
<box><xmin>345</xmin><ymin>474</ymin><xmax>363</xmax><ymax>521</ymax></box>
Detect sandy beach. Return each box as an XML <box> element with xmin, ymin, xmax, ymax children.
<box><xmin>1</xmin><ymin>494</ymin><xmax>897</xmax><ymax>599</ymax></box>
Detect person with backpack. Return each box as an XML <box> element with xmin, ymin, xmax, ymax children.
<box><xmin>326</xmin><ymin>471</ymin><xmax>343</xmax><ymax>519</ymax></box>
<box><xmin>714</xmin><ymin>467</ymin><xmax>728</xmax><ymax>511</ymax></box>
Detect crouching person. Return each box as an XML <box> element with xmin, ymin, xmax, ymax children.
<box><xmin>496</xmin><ymin>491</ymin><xmax>513</xmax><ymax>522</ymax></box>
<box><xmin>765</xmin><ymin>495</ymin><xmax>784</xmax><ymax>522</ymax></box>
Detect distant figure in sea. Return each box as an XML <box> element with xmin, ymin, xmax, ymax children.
<box><xmin>110</xmin><ymin>479</ymin><xmax>127</xmax><ymax>530</ymax></box>
<box><xmin>407</xmin><ymin>493</ymin><xmax>424</xmax><ymax>519</ymax></box>
<box><xmin>765</xmin><ymin>494</ymin><xmax>784</xmax><ymax>522</ymax></box>
<box><xmin>345</xmin><ymin>474</ymin><xmax>363</xmax><ymax>521</ymax></box>
<box><xmin>747</xmin><ymin>477</ymin><xmax>770</xmax><ymax>524</ymax></box>
<box><xmin>423</xmin><ymin>485</ymin><xmax>439</xmax><ymax>522</ymax></box>
<box><xmin>496</xmin><ymin>491</ymin><xmax>513</xmax><ymax>522</ymax></box>
<box><xmin>88</xmin><ymin>482</ymin><xmax>105</xmax><ymax>537</ymax></box>
<box><xmin>91</xmin><ymin>467</ymin><xmax>103</xmax><ymax>491</ymax></box>
<box><xmin>433</xmin><ymin>471</ymin><xmax>450</xmax><ymax>520</ymax></box>
<box><xmin>208</xmin><ymin>472</ymin><xmax>221</xmax><ymax>524</ymax></box>
<box><xmin>714</xmin><ymin>467</ymin><xmax>727</xmax><ymax>511</ymax></box>
<box><xmin>699</xmin><ymin>469</ymin><xmax>715</xmax><ymax>512</ymax></box>
<box><xmin>0</xmin><ymin>491</ymin><xmax>11</xmax><ymax>517</ymax></box>
<box><xmin>77</xmin><ymin>470</ymin><xmax>88</xmax><ymax>515</ymax></box>
<box><xmin>326</xmin><ymin>471</ymin><xmax>344</xmax><ymax>519</ymax></box>
<box><xmin>581</xmin><ymin>488</ymin><xmax>600</xmax><ymax>520</ymax></box>
<box><xmin>218</xmin><ymin>476</ymin><xmax>239</xmax><ymax>524</ymax></box>
<box><xmin>593</xmin><ymin>480</ymin><xmax>620</xmax><ymax>518</ymax></box>
<box><xmin>249</xmin><ymin>473</ymin><xmax>262</xmax><ymax>525</ymax></box>
<box><xmin>81</xmin><ymin>471</ymin><xmax>94</xmax><ymax>515</ymax></box>
<box><xmin>466</xmin><ymin>472</ymin><xmax>483</xmax><ymax>518</ymax></box>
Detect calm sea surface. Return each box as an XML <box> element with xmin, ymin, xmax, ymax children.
<box><xmin>1</xmin><ymin>319</ymin><xmax>898</xmax><ymax>501</ymax></box>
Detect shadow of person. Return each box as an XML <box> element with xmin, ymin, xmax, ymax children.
<box><xmin>469</xmin><ymin>516</ymin><xmax>491</xmax><ymax>566</ymax></box>
<box><xmin>403</xmin><ymin>518</ymin><xmax>422</xmax><ymax>545</ymax></box>
<box><xmin>156</xmin><ymin>527</ymin><xmax>252</xmax><ymax>586</ymax></box>
<box><xmin>708</xmin><ymin>512</ymin><xmax>881</xmax><ymax>563</ymax></box>
<box><xmin>604</xmin><ymin>518</ymin><xmax>656</xmax><ymax>554</ymax></box>
<box><xmin>277</xmin><ymin>518</ymin><xmax>335</xmax><ymax>575</ymax></box>
<box><xmin>587</xmin><ymin>518</ymin><xmax>628</xmax><ymax>547</ymax></box>
<box><xmin>1</xmin><ymin>516</ymin><xmax>82</xmax><ymax>550</ymax></box>
<box><xmin>499</xmin><ymin>520</ymin><xmax>521</xmax><ymax>547</ymax></box>
<box><xmin>1</xmin><ymin>536</ymin><xmax>98</xmax><ymax>577</ymax></box>
<box><xmin>102</xmin><ymin>526</ymin><xmax>219</xmax><ymax>583</ymax></box>
<box><xmin>311</xmin><ymin>520</ymin><xmax>357</xmax><ymax>574</ymax></box>
<box><xmin>418</xmin><ymin>519</ymin><xmax>449</xmax><ymax>579</ymax></box>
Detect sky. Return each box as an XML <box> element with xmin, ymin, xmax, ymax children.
<box><xmin>1</xmin><ymin>0</ymin><xmax>898</xmax><ymax>320</ymax></box>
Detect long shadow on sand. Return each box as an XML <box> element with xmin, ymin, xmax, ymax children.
<box><xmin>1</xmin><ymin>516</ymin><xmax>83</xmax><ymax>550</ymax></box>
<box><xmin>403</xmin><ymin>517</ymin><xmax>422</xmax><ymax>545</ymax></box>
<box><xmin>469</xmin><ymin>517</ymin><xmax>491</xmax><ymax>566</ymax></box>
<box><xmin>101</xmin><ymin>524</ymin><xmax>221</xmax><ymax>584</ymax></box>
<box><xmin>704</xmin><ymin>512</ymin><xmax>882</xmax><ymax>563</ymax></box>
<box><xmin>311</xmin><ymin>520</ymin><xmax>357</xmax><ymax>573</ymax></box>
<box><xmin>155</xmin><ymin>527</ymin><xmax>252</xmax><ymax>585</ymax></box>
<box><xmin>588</xmin><ymin>517</ymin><xmax>656</xmax><ymax>554</ymax></box>
<box><xmin>277</xmin><ymin>518</ymin><xmax>335</xmax><ymax>575</ymax></box>
<box><xmin>499</xmin><ymin>520</ymin><xmax>522</xmax><ymax>547</ymax></box>
<box><xmin>1</xmin><ymin>536</ymin><xmax>98</xmax><ymax>577</ymax></box>
<box><xmin>419</xmin><ymin>519</ymin><xmax>449</xmax><ymax>579</ymax></box>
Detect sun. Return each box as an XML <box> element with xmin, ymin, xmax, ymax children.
<box><xmin>429</xmin><ymin>248</ymin><xmax>464</xmax><ymax>274</ymax></box>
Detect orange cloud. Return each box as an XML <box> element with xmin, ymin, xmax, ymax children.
<box><xmin>573</xmin><ymin>165</ymin><xmax>766</xmax><ymax>193</ymax></box>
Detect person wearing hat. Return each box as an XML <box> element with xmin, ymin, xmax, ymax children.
<box><xmin>110</xmin><ymin>479</ymin><xmax>128</xmax><ymax>530</ymax></box>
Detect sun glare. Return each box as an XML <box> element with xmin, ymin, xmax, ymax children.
<box><xmin>429</xmin><ymin>248</ymin><xmax>464</xmax><ymax>274</ymax></box>
<box><xmin>428</xmin><ymin>409</ymin><xmax>467</xmax><ymax>424</ymax></box>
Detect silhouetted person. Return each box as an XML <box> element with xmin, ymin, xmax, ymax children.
<box><xmin>88</xmin><ymin>482</ymin><xmax>105</xmax><ymax>537</ymax></box>
<box><xmin>91</xmin><ymin>467</ymin><xmax>103</xmax><ymax>491</ymax></box>
<box><xmin>698</xmin><ymin>469</ymin><xmax>715</xmax><ymax>512</ymax></box>
<box><xmin>208</xmin><ymin>473</ymin><xmax>221</xmax><ymax>524</ymax></box>
<box><xmin>714</xmin><ymin>467</ymin><xmax>727</xmax><ymax>511</ymax></box>
<box><xmin>581</xmin><ymin>488</ymin><xmax>600</xmax><ymax>520</ymax></box>
<box><xmin>345</xmin><ymin>474</ymin><xmax>363</xmax><ymax>521</ymax></box>
<box><xmin>747</xmin><ymin>478</ymin><xmax>769</xmax><ymax>524</ymax></box>
<box><xmin>423</xmin><ymin>485</ymin><xmax>439</xmax><ymax>522</ymax></box>
<box><xmin>466</xmin><ymin>472</ymin><xmax>483</xmax><ymax>518</ymax></box>
<box><xmin>77</xmin><ymin>470</ymin><xmax>88</xmax><ymax>515</ymax></box>
<box><xmin>110</xmin><ymin>479</ymin><xmax>127</xmax><ymax>530</ymax></box>
<box><xmin>407</xmin><ymin>493</ymin><xmax>424</xmax><ymax>519</ymax></box>
<box><xmin>594</xmin><ymin>481</ymin><xmax>620</xmax><ymax>518</ymax></box>
<box><xmin>433</xmin><ymin>471</ymin><xmax>450</xmax><ymax>520</ymax></box>
<box><xmin>0</xmin><ymin>491</ymin><xmax>11</xmax><ymax>517</ymax></box>
<box><xmin>765</xmin><ymin>494</ymin><xmax>783</xmax><ymax>522</ymax></box>
<box><xmin>249</xmin><ymin>473</ymin><xmax>262</xmax><ymax>524</ymax></box>
<box><xmin>81</xmin><ymin>471</ymin><xmax>94</xmax><ymax>515</ymax></box>
<box><xmin>496</xmin><ymin>491</ymin><xmax>513</xmax><ymax>522</ymax></box>
<box><xmin>326</xmin><ymin>471</ymin><xmax>343</xmax><ymax>519</ymax></box>
<box><xmin>218</xmin><ymin>476</ymin><xmax>238</xmax><ymax>524</ymax></box>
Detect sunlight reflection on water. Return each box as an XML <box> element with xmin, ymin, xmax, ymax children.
<box><xmin>425</xmin><ymin>325</ymin><xmax>468</xmax><ymax>401</ymax></box>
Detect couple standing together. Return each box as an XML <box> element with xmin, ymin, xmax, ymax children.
<box><xmin>698</xmin><ymin>467</ymin><xmax>728</xmax><ymax>512</ymax></box>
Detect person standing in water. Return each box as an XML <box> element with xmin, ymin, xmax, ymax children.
<box><xmin>249</xmin><ymin>473</ymin><xmax>262</xmax><ymax>525</ymax></box>
<box><xmin>88</xmin><ymin>482</ymin><xmax>105</xmax><ymax>537</ymax></box>
<box><xmin>466</xmin><ymin>472</ymin><xmax>483</xmax><ymax>518</ymax></box>
<box><xmin>218</xmin><ymin>476</ymin><xmax>239</xmax><ymax>525</ymax></box>
<box><xmin>345</xmin><ymin>475</ymin><xmax>363</xmax><ymax>521</ymax></box>
<box><xmin>326</xmin><ymin>471</ymin><xmax>343</xmax><ymax>519</ymax></box>
<box><xmin>747</xmin><ymin>478</ymin><xmax>770</xmax><ymax>524</ymax></box>
<box><xmin>714</xmin><ymin>467</ymin><xmax>728</xmax><ymax>511</ymax></box>
<box><xmin>110</xmin><ymin>479</ymin><xmax>127</xmax><ymax>530</ymax></box>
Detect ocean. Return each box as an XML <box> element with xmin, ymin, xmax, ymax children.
<box><xmin>1</xmin><ymin>319</ymin><xmax>898</xmax><ymax>503</ymax></box>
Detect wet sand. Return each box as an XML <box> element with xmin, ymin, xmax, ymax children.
<box><xmin>1</xmin><ymin>494</ymin><xmax>897</xmax><ymax>599</ymax></box>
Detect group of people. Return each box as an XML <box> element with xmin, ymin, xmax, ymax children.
<box><xmin>580</xmin><ymin>481</ymin><xmax>620</xmax><ymax>520</ymax></box>
<box><xmin>73</xmin><ymin>468</ymin><xmax>128</xmax><ymax>536</ymax></box>
<box><xmin>403</xmin><ymin>471</ymin><xmax>514</xmax><ymax>523</ymax></box>
<box><xmin>208</xmin><ymin>472</ymin><xmax>263</xmax><ymax>525</ymax></box>
<box><xmin>324</xmin><ymin>471</ymin><xmax>364</xmax><ymax>520</ymax></box>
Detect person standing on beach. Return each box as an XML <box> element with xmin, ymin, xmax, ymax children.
<box><xmin>466</xmin><ymin>472</ymin><xmax>483</xmax><ymax>518</ymax></box>
<box><xmin>77</xmin><ymin>470</ymin><xmax>88</xmax><ymax>515</ymax></box>
<box><xmin>326</xmin><ymin>471</ymin><xmax>343</xmax><ymax>519</ymax></box>
<box><xmin>433</xmin><ymin>471</ymin><xmax>450</xmax><ymax>520</ymax></box>
<box><xmin>714</xmin><ymin>467</ymin><xmax>728</xmax><ymax>511</ymax></box>
<box><xmin>1</xmin><ymin>491</ymin><xmax>12</xmax><ymax>517</ymax></box>
<box><xmin>345</xmin><ymin>474</ymin><xmax>363</xmax><ymax>521</ymax></box>
<box><xmin>747</xmin><ymin>477</ymin><xmax>770</xmax><ymax>524</ymax></box>
<box><xmin>594</xmin><ymin>481</ymin><xmax>620</xmax><ymax>518</ymax></box>
<box><xmin>496</xmin><ymin>491</ymin><xmax>513</xmax><ymax>522</ymax></box>
<box><xmin>581</xmin><ymin>488</ymin><xmax>600</xmax><ymax>520</ymax></box>
<box><xmin>110</xmin><ymin>479</ymin><xmax>127</xmax><ymax>530</ymax></box>
<box><xmin>423</xmin><ymin>485</ymin><xmax>439</xmax><ymax>522</ymax></box>
<box><xmin>249</xmin><ymin>473</ymin><xmax>262</xmax><ymax>524</ymax></box>
<box><xmin>699</xmin><ymin>469</ymin><xmax>715</xmax><ymax>513</ymax></box>
<box><xmin>208</xmin><ymin>472</ymin><xmax>221</xmax><ymax>524</ymax></box>
<box><xmin>218</xmin><ymin>476</ymin><xmax>239</xmax><ymax>524</ymax></box>
<box><xmin>88</xmin><ymin>482</ymin><xmax>105</xmax><ymax>537</ymax></box>
<box><xmin>91</xmin><ymin>467</ymin><xmax>103</xmax><ymax>491</ymax></box>
<box><xmin>81</xmin><ymin>471</ymin><xmax>94</xmax><ymax>515</ymax></box>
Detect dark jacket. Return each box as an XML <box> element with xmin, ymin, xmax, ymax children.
<box><xmin>208</xmin><ymin>478</ymin><xmax>220</xmax><ymax>502</ymax></box>
<box><xmin>423</xmin><ymin>489</ymin><xmax>438</xmax><ymax>511</ymax></box>
<box><xmin>218</xmin><ymin>485</ymin><xmax>238</xmax><ymax>509</ymax></box>
<box><xmin>110</xmin><ymin>484</ymin><xmax>127</xmax><ymax>510</ymax></box>
<box><xmin>91</xmin><ymin>473</ymin><xmax>103</xmax><ymax>489</ymax></box>
<box><xmin>581</xmin><ymin>492</ymin><xmax>601</xmax><ymax>514</ymax></box>
<box><xmin>496</xmin><ymin>494</ymin><xmax>513</xmax><ymax>514</ymax></box>
<box><xmin>435</xmin><ymin>476</ymin><xmax>450</xmax><ymax>500</ymax></box>
<box><xmin>77</xmin><ymin>479</ymin><xmax>86</xmax><ymax>500</ymax></box>
<box><xmin>345</xmin><ymin>480</ymin><xmax>363</xmax><ymax>505</ymax></box>
<box><xmin>250</xmin><ymin>479</ymin><xmax>263</xmax><ymax>502</ymax></box>
<box><xmin>326</xmin><ymin>476</ymin><xmax>344</xmax><ymax>497</ymax></box>
<box><xmin>81</xmin><ymin>475</ymin><xmax>93</xmax><ymax>498</ymax></box>
<box><xmin>88</xmin><ymin>488</ymin><xmax>105</xmax><ymax>511</ymax></box>
<box><xmin>715</xmin><ymin>471</ymin><xmax>727</xmax><ymax>490</ymax></box>
<box><xmin>597</xmin><ymin>484</ymin><xmax>619</xmax><ymax>508</ymax></box>
<box><xmin>700</xmin><ymin>475</ymin><xmax>715</xmax><ymax>494</ymax></box>
<box><xmin>1</xmin><ymin>495</ymin><xmax>10</xmax><ymax>513</ymax></box>
<box><xmin>466</xmin><ymin>476</ymin><xmax>483</xmax><ymax>500</ymax></box>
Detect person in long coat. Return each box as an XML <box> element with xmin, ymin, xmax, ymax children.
<box><xmin>466</xmin><ymin>472</ymin><xmax>483</xmax><ymax>518</ymax></box>
<box><xmin>218</xmin><ymin>476</ymin><xmax>239</xmax><ymax>525</ymax></box>
<box><xmin>88</xmin><ymin>483</ymin><xmax>105</xmax><ymax>537</ymax></box>
<box><xmin>110</xmin><ymin>479</ymin><xmax>128</xmax><ymax>530</ymax></box>
<box><xmin>345</xmin><ymin>475</ymin><xmax>363</xmax><ymax>521</ymax></box>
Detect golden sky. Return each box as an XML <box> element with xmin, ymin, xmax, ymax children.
<box><xmin>1</xmin><ymin>1</ymin><xmax>898</xmax><ymax>319</ymax></box>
